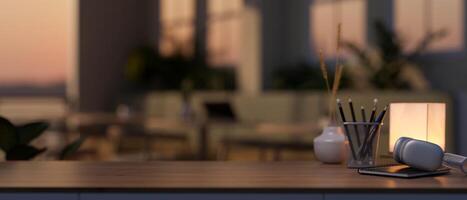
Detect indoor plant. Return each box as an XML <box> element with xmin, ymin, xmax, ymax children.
<box><xmin>0</xmin><ymin>116</ymin><xmax>85</xmax><ymax>160</ymax></box>
<box><xmin>343</xmin><ymin>21</ymin><xmax>446</xmax><ymax>90</ymax></box>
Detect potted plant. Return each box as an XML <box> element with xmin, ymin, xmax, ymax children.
<box><xmin>0</xmin><ymin>116</ymin><xmax>85</xmax><ymax>160</ymax></box>
<box><xmin>313</xmin><ymin>24</ymin><xmax>347</xmax><ymax>164</ymax></box>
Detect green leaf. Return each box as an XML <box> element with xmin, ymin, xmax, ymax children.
<box><xmin>6</xmin><ymin>145</ymin><xmax>46</xmax><ymax>160</ymax></box>
<box><xmin>17</xmin><ymin>122</ymin><xmax>49</xmax><ymax>145</ymax></box>
<box><xmin>59</xmin><ymin>137</ymin><xmax>86</xmax><ymax>160</ymax></box>
<box><xmin>0</xmin><ymin>116</ymin><xmax>17</xmax><ymax>152</ymax></box>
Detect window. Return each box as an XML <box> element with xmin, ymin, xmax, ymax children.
<box><xmin>395</xmin><ymin>0</ymin><xmax>464</xmax><ymax>52</ymax></box>
<box><xmin>0</xmin><ymin>0</ymin><xmax>76</xmax><ymax>96</ymax></box>
<box><xmin>310</xmin><ymin>0</ymin><xmax>367</xmax><ymax>57</ymax></box>
<box><xmin>159</xmin><ymin>0</ymin><xmax>196</xmax><ymax>57</ymax></box>
<box><xmin>158</xmin><ymin>0</ymin><xmax>243</xmax><ymax>67</ymax></box>
<box><xmin>207</xmin><ymin>0</ymin><xmax>243</xmax><ymax>67</ymax></box>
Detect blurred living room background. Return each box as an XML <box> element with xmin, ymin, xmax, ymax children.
<box><xmin>0</xmin><ymin>0</ymin><xmax>466</xmax><ymax>161</ymax></box>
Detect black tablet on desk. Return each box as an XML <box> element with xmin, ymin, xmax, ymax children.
<box><xmin>358</xmin><ymin>165</ymin><xmax>450</xmax><ymax>178</ymax></box>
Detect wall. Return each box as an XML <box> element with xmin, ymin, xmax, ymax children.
<box><xmin>260</xmin><ymin>0</ymin><xmax>312</xmax><ymax>90</ymax></box>
<box><xmin>78</xmin><ymin>0</ymin><xmax>156</xmax><ymax>111</ymax></box>
<box><xmin>238</xmin><ymin>1</ymin><xmax>262</xmax><ymax>94</ymax></box>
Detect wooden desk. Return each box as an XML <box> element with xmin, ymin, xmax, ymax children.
<box><xmin>0</xmin><ymin>161</ymin><xmax>465</xmax><ymax>200</ymax></box>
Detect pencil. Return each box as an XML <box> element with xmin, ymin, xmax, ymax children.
<box><xmin>337</xmin><ymin>99</ymin><xmax>357</xmax><ymax>160</ymax></box>
<box><xmin>361</xmin><ymin>106</ymin><xmax>367</xmax><ymax>122</ymax></box>
<box><xmin>361</xmin><ymin>106</ymin><xmax>370</xmax><ymax>151</ymax></box>
<box><xmin>337</xmin><ymin>99</ymin><xmax>347</xmax><ymax>122</ymax></box>
<box><xmin>348</xmin><ymin>98</ymin><xmax>361</xmax><ymax>146</ymax></box>
<box><xmin>359</xmin><ymin>106</ymin><xmax>388</xmax><ymax>156</ymax></box>
<box><xmin>365</xmin><ymin>106</ymin><xmax>388</xmax><ymax>155</ymax></box>
<box><xmin>369</xmin><ymin>98</ymin><xmax>378</xmax><ymax>122</ymax></box>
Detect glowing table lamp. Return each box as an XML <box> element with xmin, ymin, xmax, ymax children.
<box><xmin>389</xmin><ymin>103</ymin><xmax>445</xmax><ymax>152</ymax></box>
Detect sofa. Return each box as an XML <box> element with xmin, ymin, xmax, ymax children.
<box><xmin>144</xmin><ymin>91</ymin><xmax>454</xmax><ymax>158</ymax></box>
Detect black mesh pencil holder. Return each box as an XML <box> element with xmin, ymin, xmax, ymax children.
<box><xmin>343</xmin><ymin>122</ymin><xmax>383</xmax><ymax>168</ymax></box>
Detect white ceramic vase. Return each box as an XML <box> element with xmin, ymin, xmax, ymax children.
<box><xmin>314</xmin><ymin>126</ymin><xmax>347</xmax><ymax>164</ymax></box>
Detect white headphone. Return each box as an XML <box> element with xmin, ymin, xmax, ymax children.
<box><xmin>394</xmin><ymin>137</ymin><xmax>466</xmax><ymax>173</ymax></box>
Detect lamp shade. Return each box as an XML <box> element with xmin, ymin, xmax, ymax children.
<box><xmin>389</xmin><ymin>103</ymin><xmax>445</xmax><ymax>152</ymax></box>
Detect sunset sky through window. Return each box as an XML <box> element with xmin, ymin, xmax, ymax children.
<box><xmin>0</xmin><ymin>0</ymin><xmax>75</xmax><ymax>88</ymax></box>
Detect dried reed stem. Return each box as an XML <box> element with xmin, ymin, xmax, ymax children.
<box><xmin>330</xmin><ymin>23</ymin><xmax>343</xmax><ymax>124</ymax></box>
<box><xmin>331</xmin><ymin>65</ymin><xmax>343</xmax><ymax>107</ymax></box>
<box><xmin>335</xmin><ymin>23</ymin><xmax>342</xmax><ymax>68</ymax></box>
<box><xmin>332</xmin><ymin>64</ymin><xmax>343</xmax><ymax>97</ymax></box>
<box><xmin>319</xmin><ymin>49</ymin><xmax>331</xmax><ymax>94</ymax></box>
<box><xmin>318</xmin><ymin>23</ymin><xmax>344</xmax><ymax>125</ymax></box>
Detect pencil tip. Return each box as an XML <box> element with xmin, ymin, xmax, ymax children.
<box><xmin>348</xmin><ymin>98</ymin><xmax>352</xmax><ymax>102</ymax></box>
<box><xmin>361</xmin><ymin>106</ymin><xmax>364</xmax><ymax>109</ymax></box>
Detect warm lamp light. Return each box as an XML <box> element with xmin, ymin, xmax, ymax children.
<box><xmin>389</xmin><ymin>103</ymin><xmax>445</xmax><ymax>152</ymax></box>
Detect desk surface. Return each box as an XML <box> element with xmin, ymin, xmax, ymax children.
<box><xmin>0</xmin><ymin>161</ymin><xmax>465</xmax><ymax>192</ymax></box>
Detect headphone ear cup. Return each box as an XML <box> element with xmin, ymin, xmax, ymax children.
<box><xmin>398</xmin><ymin>139</ymin><xmax>444</xmax><ymax>171</ymax></box>
<box><xmin>393</xmin><ymin>137</ymin><xmax>412</xmax><ymax>164</ymax></box>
